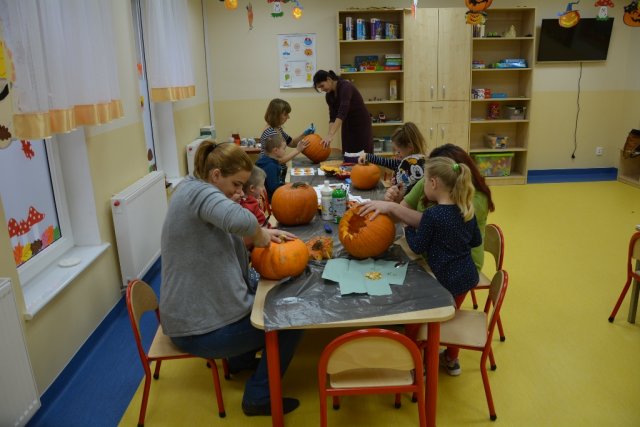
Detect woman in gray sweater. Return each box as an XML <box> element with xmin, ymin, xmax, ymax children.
<box><xmin>159</xmin><ymin>141</ymin><xmax>302</xmax><ymax>416</ymax></box>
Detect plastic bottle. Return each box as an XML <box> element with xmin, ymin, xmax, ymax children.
<box><xmin>320</xmin><ymin>181</ymin><xmax>333</xmax><ymax>221</ymax></box>
<box><xmin>331</xmin><ymin>185</ymin><xmax>347</xmax><ymax>224</ymax></box>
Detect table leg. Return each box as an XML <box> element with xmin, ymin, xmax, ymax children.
<box><xmin>266</xmin><ymin>330</ymin><xmax>283</xmax><ymax>427</ymax></box>
<box><xmin>425</xmin><ymin>322</ymin><xmax>440</xmax><ymax>427</ymax></box>
<box><xmin>627</xmin><ymin>260</ymin><xmax>640</xmax><ymax>324</ymax></box>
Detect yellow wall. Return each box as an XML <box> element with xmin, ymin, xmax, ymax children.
<box><xmin>206</xmin><ymin>0</ymin><xmax>639</xmax><ymax>169</ymax></box>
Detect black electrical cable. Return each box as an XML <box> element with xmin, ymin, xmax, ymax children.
<box><xmin>571</xmin><ymin>62</ymin><xmax>583</xmax><ymax>159</ymax></box>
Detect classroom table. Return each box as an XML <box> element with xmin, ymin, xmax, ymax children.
<box><xmin>251</xmin><ymin>161</ymin><xmax>455</xmax><ymax>427</ymax></box>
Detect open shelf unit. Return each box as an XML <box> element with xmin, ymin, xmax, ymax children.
<box><xmin>618</xmin><ymin>150</ymin><xmax>640</xmax><ymax>189</ymax></box>
<box><xmin>337</xmin><ymin>9</ymin><xmax>404</xmax><ymax>143</ymax></box>
<box><xmin>469</xmin><ymin>8</ymin><xmax>536</xmax><ymax>185</ymax></box>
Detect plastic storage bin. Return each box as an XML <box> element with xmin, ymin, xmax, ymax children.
<box><xmin>504</xmin><ymin>105</ymin><xmax>526</xmax><ymax>120</ymax></box>
<box><xmin>472</xmin><ymin>152</ymin><xmax>514</xmax><ymax>177</ymax></box>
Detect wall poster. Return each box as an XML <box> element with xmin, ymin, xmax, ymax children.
<box><xmin>278</xmin><ymin>33</ymin><xmax>316</xmax><ymax>89</ymax></box>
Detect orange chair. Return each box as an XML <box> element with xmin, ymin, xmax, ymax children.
<box><xmin>608</xmin><ymin>231</ymin><xmax>640</xmax><ymax>322</ymax></box>
<box><xmin>417</xmin><ymin>270</ymin><xmax>509</xmax><ymax>421</ymax></box>
<box><xmin>318</xmin><ymin>328</ymin><xmax>425</xmax><ymax>427</ymax></box>
<box><xmin>470</xmin><ymin>223</ymin><xmax>507</xmax><ymax>341</ymax></box>
<box><xmin>126</xmin><ymin>279</ymin><xmax>229</xmax><ymax>426</ymax></box>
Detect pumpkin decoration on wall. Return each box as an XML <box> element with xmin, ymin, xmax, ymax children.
<box><xmin>302</xmin><ymin>133</ymin><xmax>331</xmax><ymax>163</ymax></box>
<box><xmin>271</xmin><ymin>182</ymin><xmax>317</xmax><ymax>225</ymax></box>
<box><xmin>464</xmin><ymin>0</ymin><xmax>493</xmax><ymax>25</ymax></box>
<box><xmin>624</xmin><ymin>1</ymin><xmax>640</xmax><ymax>26</ymax></box>
<box><xmin>350</xmin><ymin>163</ymin><xmax>381</xmax><ymax>190</ymax></box>
<box><xmin>251</xmin><ymin>238</ymin><xmax>309</xmax><ymax>280</ymax></box>
<box><xmin>558</xmin><ymin>1</ymin><xmax>581</xmax><ymax>28</ymax></box>
<box><xmin>338</xmin><ymin>207</ymin><xmax>396</xmax><ymax>259</ymax></box>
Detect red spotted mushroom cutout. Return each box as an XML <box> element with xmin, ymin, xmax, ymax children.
<box><xmin>7</xmin><ymin>218</ymin><xmax>20</xmax><ymax>246</ymax></box>
<box><xmin>26</xmin><ymin>206</ymin><xmax>45</xmax><ymax>241</ymax></box>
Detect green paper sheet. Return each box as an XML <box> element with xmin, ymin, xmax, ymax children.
<box><xmin>322</xmin><ymin>258</ymin><xmax>409</xmax><ymax>296</ymax></box>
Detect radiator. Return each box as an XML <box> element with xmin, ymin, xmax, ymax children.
<box><xmin>0</xmin><ymin>278</ymin><xmax>40</xmax><ymax>427</ymax></box>
<box><xmin>111</xmin><ymin>171</ymin><xmax>168</xmax><ymax>289</ymax></box>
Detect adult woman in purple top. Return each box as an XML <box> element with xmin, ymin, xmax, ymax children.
<box><xmin>313</xmin><ymin>70</ymin><xmax>373</xmax><ymax>154</ymax></box>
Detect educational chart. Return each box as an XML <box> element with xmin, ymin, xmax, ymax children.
<box><xmin>278</xmin><ymin>33</ymin><xmax>316</xmax><ymax>89</ymax></box>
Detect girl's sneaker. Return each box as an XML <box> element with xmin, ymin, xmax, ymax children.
<box><xmin>439</xmin><ymin>350</ymin><xmax>461</xmax><ymax>376</ymax></box>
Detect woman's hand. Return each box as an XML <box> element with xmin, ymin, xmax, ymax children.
<box><xmin>357</xmin><ymin>153</ymin><xmax>367</xmax><ymax>164</ymax></box>
<box><xmin>358</xmin><ymin>200</ymin><xmax>397</xmax><ymax>220</ymax></box>
<box><xmin>321</xmin><ymin>134</ymin><xmax>333</xmax><ymax>148</ymax></box>
<box><xmin>266</xmin><ymin>228</ymin><xmax>297</xmax><ymax>243</ymax></box>
<box><xmin>384</xmin><ymin>184</ymin><xmax>403</xmax><ymax>203</ymax></box>
<box><xmin>296</xmin><ymin>138</ymin><xmax>310</xmax><ymax>152</ymax></box>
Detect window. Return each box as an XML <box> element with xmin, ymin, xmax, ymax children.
<box><xmin>0</xmin><ymin>129</ymin><xmax>108</xmax><ymax>319</ymax></box>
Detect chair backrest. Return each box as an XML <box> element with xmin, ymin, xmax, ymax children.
<box><xmin>321</xmin><ymin>329</ymin><xmax>421</xmax><ymax>375</ymax></box>
<box><xmin>484</xmin><ymin>224</ymin><xmax>504</xmax><ymax>271</ymax></box>
<box><xmin>629</xmin><ymin>232</ymin><xmax>640</xmax><ymax>268</ymax></box>
<box><xmin>485</xmin><ymin>270</ymin><xmax>509</xmax><ymax>341</ymax></box>
<box><xmin>126</xmin><ymin>279</ymin><xmax>160</xmax><ymax>358</ymax></box>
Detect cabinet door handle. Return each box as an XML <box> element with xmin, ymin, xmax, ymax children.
<box><xmin>442</xmin><ymin>85</ymin><xmax>446</xmax><ymax>99</ymax></box>
<box><xmin>430</xmin><ymin>85</ymin><xmax>434</xmax><ymax>100</ymax></box>
<box><xmin>429</xmin><ymin>127</ymin><xmax>434</xmax><ymax>139</ymax></box>
<box><xmin>440</xmin><ymin>126</ymin><xmax>445</xmax><ymax>139</ymax></box>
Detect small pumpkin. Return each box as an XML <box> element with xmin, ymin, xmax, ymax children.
<box><xmin>338</xmin><ymin>206</ymin><xmax>396</xmax><ymax>259</ymax></box>
<box><xmin>464</xmin><ymin>0</ymin><xmax>493</xmax><ymax>13</ymax></box>
<box><xmin>302</xmin><ymin>134</ymin><xmax>331</xmax><ymax>163</ymax></box>
<box><xmin>251</xmin><ymin>238</ymin><xmax>309</xmax><ymax>280</ymax></box>
<box><xmin>306</xmin><ymin>236</ymin><xmax>333</xmax><ymax>260</ymax></box>
<box><xmin>559</xmin><ymin>11</ymin><xmax>580</xmax><ymax>28</ymax></box>
<box><xmin>350</xmin><ymin>163</ymin><xmax>381</xmax><ymax>190</ymax></box>
<box><xmin>271</xmin><ymin>182</ymin><xmax>318</xmax><ymax>226</ymax></box>
<box><xmin>623</xmin><ymin>2</ymin><xmax>640</xmax><ymax>27</ymax></box>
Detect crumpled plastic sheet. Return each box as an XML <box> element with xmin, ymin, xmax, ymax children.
<box><xmin>262</xmin><ymin>244</ymin><xmax>455</xmax><ymax>331</ymax></box>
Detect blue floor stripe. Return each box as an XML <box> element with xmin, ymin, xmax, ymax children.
<box><xmin>527</xmin><ymin>167</ymin><xmax>617</xmax><ymax>184</ymax></box>
<box><xmin>27</xmin><ymin>259</ymin><xmax>162</xmax><ymax>427</ymax></box>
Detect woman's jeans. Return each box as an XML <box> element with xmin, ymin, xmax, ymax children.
<box><xmin>171</xmin><ymin>314</ymin><xmax>303</xmax><ymax>405</ymax></box>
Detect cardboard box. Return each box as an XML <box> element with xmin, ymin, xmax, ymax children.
<box><xmin>472</xmin><ymin>152</ymin><xmax>515</xmax><ymax>177</ymax></box>
<box><xmin>484</xmin><ymin>134</ymin><xmax>508</xmax><ymax>149</ymax></box>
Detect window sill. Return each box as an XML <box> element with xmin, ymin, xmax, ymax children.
<box><xmin>22</xmin><ymin>243</ymin><xmax>110</xmax><ymax>320</ymax></box>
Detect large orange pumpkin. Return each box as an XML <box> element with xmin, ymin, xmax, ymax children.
<box><xmin>302</xmin><ymin>134</ymin><xmax>331</xmax><ymax>163</ymax></box>
<box><xmin>271</xmin><ymin>182</ymin><xmax>318</xmax><ymax>226</ymax></box>
<box><xmin>338</xmin><ymin>206</ymin><xmax>396</xmax><ymax>259</ymax></box>
<box><xmin>464</xmin><ymin>0</ymin><xmax>493</xmax><ymax>13</ymax></box>
<box><xmin>350</xmin><ymin>163</ymin><xmax>381</xmax><ymax>190</ymax></box>
<box><xmin>251</xmin><ymin>238</ymin><xmax>309</xmax><ymax>280</ymax></box>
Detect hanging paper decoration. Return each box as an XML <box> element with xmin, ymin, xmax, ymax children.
<box><xmin>412</xmin><ymin>0</ymin><xmax>418</xmax><ymax>18</ymax></box>
<box><xmin>595</xmin><ymin>0</ymin><xmax>615</xmax><ymax>20</ymax></box>
<box><xmin>291</xmin><ymin>0</ymin><xmax>303</xmax><ymax>19</ymax></box>
<box><xmin>623</xmin><ymin>1</ymin><xmax>640</xmax><ymax>26</ymax></box>
<box><xmin>247</xmin><ymin>3</ymin><xmax>254</xmax><ymax>29</ymax></box>
<box><xmin>224</xmin><ymin>0</ymin><xmax>238</xmax><ymax>10</ymax></box>
<box><xmin>268</xmin><ymin>0</ymin><xmax>284</xmax><ymax>18</ymax></box>
<box><xmin>558</xmin><ymin>1</ymin><xmax>581</xmax><ymax>28</ymax></box>
<box><xmin>21</xmin><ymin>140</ymin><xmax>35</xmax><ymax>159</ymax></box>
<box><xmin>464</xmin><ymin>0</ymin><xmax>493</xmax><ymax>25</ymax></box>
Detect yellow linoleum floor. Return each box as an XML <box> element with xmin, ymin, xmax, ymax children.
<box><xmin>119</xmin><ymin>181</ymin><xmax>640</xmax><ymax>427</ymax></box>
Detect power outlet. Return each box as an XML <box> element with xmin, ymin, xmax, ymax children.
<box><xmin>595</xmin><ymin>147</ymin><xmax>604</xmax><ymax>156</ymax></box>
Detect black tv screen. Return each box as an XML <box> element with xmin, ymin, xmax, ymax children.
<box><xmin>537</xmin><ymin>18</ymin><xmax>614</xmax><ymax>62</ymax></box>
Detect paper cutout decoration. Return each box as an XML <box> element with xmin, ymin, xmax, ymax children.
<box><xmin>412</xmin><ymin>0</ymin><xmax>418</xmax><ymax>18</ymax></box>
<box><xmin>558</xmin><ymin>1</ymin><xmax>581</xmax><ymax>28</ymax></box>
<box><xmin>464</xmin><ymin>0</ymin><xmax>493</xmax><ymax>25</ymax></box>
<box><xmin>624</xmin><ymin>1</ymin><xmax>640</xmax><ymax>26</ymax></box>
<box><xmin>595</xmin><ymin>0</ymin><xmax>615</xmax><ymax>20</ymax></box>
<box><xmin>247</xmin><ymin>3</ymin><xmax>254</xmax><ymax>29</ymax></box>
<box><xmin>224</xmin><ymin>0</ymin><xmax>238</xmax><ymax>10</ymax></box>
<box><xmin>269</xmin><ymin>0</ymin><xmax>284</xmax><ymax>18</ymax></box>
<box><xmin>292</xmin><ymin>6</ymin><xmax>302</xmax><ymax>19</ymax></box>
<box><xmin>21</xmin><ymin>140</ymin><xmax>35</xmax><ymax>159</ymax></box>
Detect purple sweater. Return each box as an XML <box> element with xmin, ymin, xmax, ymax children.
<box><xmin>326</xmin><ymin>79</ymin><xmax>373</xmax><ymax>153</ymax></box>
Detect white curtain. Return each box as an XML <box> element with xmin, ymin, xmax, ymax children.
<box><xmin>0</xmin><ymin>0</ymin><xmax>122</xmax><ymax>139</ymax></box>
<box><xmin>141</xmin><ymin>0</ymin><xmax>195</xmax><ymax>102</ymax></box>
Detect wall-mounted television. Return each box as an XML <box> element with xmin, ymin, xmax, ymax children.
<box><xmin>537</xmin><ymin>18</ymin><xmax>614</xmax><ymax>62</ymax></box>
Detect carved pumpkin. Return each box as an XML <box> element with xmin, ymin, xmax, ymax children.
<box><xmin>350</xmin><ymin>163</ymin><xmax>381</xmax><ymax>190</ymax></box>
<box><xmin>338</xmin><ymin>206</ymin><xmax>395</xmax><ymax>259</ymax></box>
<box><xmin>464</xmin><ymin>0</ymin><xmax>493</xmax><ymax>13</ymax></box>
<box><xmin>302</xmin><ymin>134</ymin><xmax>331</xmax><ymax>163</ymax></box>
<box><xmin>623</xmin><ymin>2</ymin><xmax>640</xmax><ymax>27</ymax></box>
<box><xmin>251</xmin><ymin>238</ymin><xmax>309</xmax><ymax>280</ymax></box>
<box><xmin>271</xmin><ymin>182</ymin><xmax>318</xmax><ymax>226</ymax></box>
<box><xmin>559</xmin><ymin>11</ymin><xmax>580</xmax><ymax>28</ymax></box>
<box><xmin>306</xmin><ymin>236</ymin><xmax>333</xmax><ymax>260</ymax></box>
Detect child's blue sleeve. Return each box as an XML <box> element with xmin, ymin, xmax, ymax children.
<box><xmin>405</xmin><ymin>211</ymin><xmax>433</xmax><ymax>254</ymax></box>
